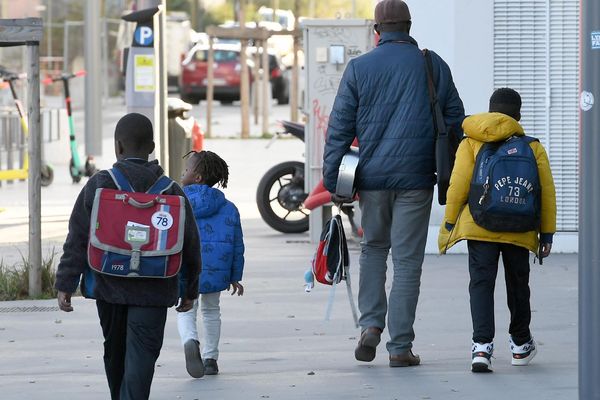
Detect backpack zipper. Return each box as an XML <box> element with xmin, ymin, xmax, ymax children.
<box><xmin>478</xmin><ymin>176</ymin><xmax>490</xmax><ymax>205</ymax></box>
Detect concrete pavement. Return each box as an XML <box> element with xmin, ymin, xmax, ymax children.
<box><xmin>0</xmin><ymin>227</ymin><xmax>578</xmax><ymax>399</ymax></box>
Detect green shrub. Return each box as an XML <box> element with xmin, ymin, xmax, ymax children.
<box><xmin>0</xmin><ymin>249</ymin><xmax>58</xmax><ymax>301</ymax></box>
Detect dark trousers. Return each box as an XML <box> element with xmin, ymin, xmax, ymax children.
<box><xmin>96</xmin><ymin>300</ymin><xmax>168</xmax><ymax>400</ymax></box>
<box><xmin>467</xmin><ymin>240</ymin><xmax>532</xmax><ymax>345</ymax></box>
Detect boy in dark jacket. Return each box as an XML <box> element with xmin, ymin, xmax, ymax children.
<box><xmin>177</xmin><ymin>150</ymin><xmax>245</xmax><ymax>378</ymax></box>
<box><xmin>55</xmin><ymin>113</ymin><xmax>201</xmax><ymax>400</ymax></box>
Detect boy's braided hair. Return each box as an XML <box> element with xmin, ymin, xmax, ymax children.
<box><xmin>187</xmin><ymin>150</ymin><xmax>229</xmax><ymax>188</ymax></box>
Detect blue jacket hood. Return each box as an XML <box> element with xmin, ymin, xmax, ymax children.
<box><xmin>183</xmin><ymin>184</ymin><xmax>227</xmax><ymax>219</ymax></box>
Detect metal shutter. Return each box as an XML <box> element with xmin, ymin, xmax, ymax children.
<box><xmin>494</xmin><ymin>0</ymin><xmax>579</xmax><ymax>231</ymax></box>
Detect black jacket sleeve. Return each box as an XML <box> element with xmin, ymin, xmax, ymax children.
<box><xmin>54</xmin><ymin>175</ymin><xmax>101</xmax><ymax>293</ymax></box>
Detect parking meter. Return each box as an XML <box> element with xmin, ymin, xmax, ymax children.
<box><xmin>122</xmin><ymin>6</ymin><xmax>166</xmax><ymax>168</ymax></box>
<box><xmin>122</xmin><ymin>7</ymin><xmax>159</xmax><ymax>112</ymax></box>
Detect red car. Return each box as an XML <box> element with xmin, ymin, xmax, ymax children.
<box><xmin>179</xmin><ymin>43</ymin><xmax>290</xmax><ymax>105</ymax></box>
<box><xmin>179</xmin><ymin>43</ymin><xmax>248</xmax><ymax>105</ymax></box>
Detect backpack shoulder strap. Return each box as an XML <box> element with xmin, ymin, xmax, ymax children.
<box><xmin>147</xmin><ymin>175</ymin><xmax>175</xmax><ymax>194</ymax></box>
<box><xmin>519</xmin><ymin>135</ymin><xmax>539</xmax><ymax>144</ymax></box>
<box><xmin>108</xmin><ymin>168</ymin><xmax>133</xmax><ymax>192</ymax></box>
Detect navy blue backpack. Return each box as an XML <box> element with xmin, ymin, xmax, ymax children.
<box><xmin>468</xmin><ymin>135</ymin><xmax>541</xmax><ymax>232</ymax></box>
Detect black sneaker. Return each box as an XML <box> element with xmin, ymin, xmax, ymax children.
<box><xmin>204</xmin><ymin>358</ymin><xmax>219</xmax><ymax>375</ymax></box>
<box><xmin>471</xmin><ymin>342</ymin><xmax>494</xmax><ymax>373</ymax></box>
<box><xmin>184</xmin><ymin>339</ymin><xmax>205</xmax><ymax>378</ymax></box>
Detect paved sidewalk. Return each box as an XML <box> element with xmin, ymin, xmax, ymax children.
<box><xmin>0</xmin><ymin>220</ymin><xmax>578</xmax><ymax>399</ymax></box>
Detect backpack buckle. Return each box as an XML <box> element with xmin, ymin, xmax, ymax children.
<box><xmin>130</xmin><ymin>250</ymin><xmax>141</xmax><ymax>272</ymax></box>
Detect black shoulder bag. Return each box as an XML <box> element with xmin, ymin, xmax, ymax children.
<box><xmin>423</xmin><ymin>49</ymin><xmax>459</xmax><ymax>205</ymax></box>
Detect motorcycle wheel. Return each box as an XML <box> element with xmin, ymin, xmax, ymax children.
<box><xmin>256</xmin><ymin>161</ymin><xmax>309</xmax><ymax>233</ymax></box>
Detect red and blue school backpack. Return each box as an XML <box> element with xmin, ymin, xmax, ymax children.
<box><xmin>312</xmin><ymin>214</ymin><xmax>349</xmax><ymax>285</ymax></box>
<box><xmin>310</xmin><ymin>213</ymin><xmax>359</xmax><ymax>327</ymax></box>
<box><xmin>87</xmin><ymin>168</ymin><xmax>185</xmax><ymax>278</ymax></box>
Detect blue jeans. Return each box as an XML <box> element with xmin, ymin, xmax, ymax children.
<box><xmin>357</xmin><ymin>189</ymin><xmax>433</xmax><ymax>355</ymax></box>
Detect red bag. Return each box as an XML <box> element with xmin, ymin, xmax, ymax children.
<box><xmin>87</xmin><ymin>168</ymin><xmax>185</xmax><ymax>278</ymax></box>
<box><xmin>312</xmin><ymin>214</ymin><xmax>349</xmax><ymax>285</ymax></box>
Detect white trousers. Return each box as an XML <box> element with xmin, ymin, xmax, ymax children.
<box><xmin>177</xmin><ymin>292</ymin><xmax>221</xmax><ymax>360</ymax></box>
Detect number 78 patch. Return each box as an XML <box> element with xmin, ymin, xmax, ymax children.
<box><xmin>152</xmin><ymin>211</ymin><xmax>174</xmax><ymax>231</ymax></box>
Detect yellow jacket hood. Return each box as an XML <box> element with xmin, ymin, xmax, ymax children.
<box><xmin>463</xmin><ymin>113</ymin><xmax>524</xmax><ymax>143</ymax></box>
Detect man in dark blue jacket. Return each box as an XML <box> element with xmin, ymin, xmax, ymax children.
<box><xmin>323</xmin><ymin>0</ymin><xmax>464</xmax><ymax>367</ymax></box>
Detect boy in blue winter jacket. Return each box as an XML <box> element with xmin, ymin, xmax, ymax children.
<box><xmin>177</xmin><ymin>150</ymin><xmax>245</xmax><ymax>377</ymax></box>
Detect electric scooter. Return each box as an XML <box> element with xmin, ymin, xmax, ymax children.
<box><xmin>0</xmin><ymin>68</ymin><xmax>54</xmax><ymax>186</ymax></box>
<box><xmin>42</xmin><ymin>70</ymin><xmax>97</xmax><ymax>183</ymax></box>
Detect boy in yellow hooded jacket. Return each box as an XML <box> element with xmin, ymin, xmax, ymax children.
<box><xmin>438</xmin><ymin>88</ymin><xmax>556</xmax><ymax>373</ymax></box>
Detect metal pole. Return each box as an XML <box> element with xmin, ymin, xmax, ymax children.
<box><xmin>102</xmin><ymin>18</ymin><xmax>110</xmax><ymax>101</ymax></box>
<box><xmin>63</xmin><ymin>21</ymin><xmax>68</xmax><ymax>73</ymax></box>
<box><xmin>253</xmin><ymin>51</ymin><xmax>259</xmax><ymax>124</ymax></box>
<box><xmin>261</xmin><ymin>39</ymin><xmax>269</xmax><ymax>135</ymax></box>
<box><xmin>190</xmin><ymin>0</ymin><xmax>198</xmax><ymax>31</ymax></box>
<box><xmin>27</xmin><ymin>42</ymin><xmax>42</xmax><ymax>297</ymax></box>
<box><xmin>157</xmin><ymin>0</ymin><xmax>168</xmax><ymax>174</ymax></box>
<box><xmin>290</xmin><ymin>0</ymin><xmax>300</xmax><ymax>122</ymax></box>
<box><xmin>84</xmin><ymin>0</ymin><xmax>103</xmax><ymax>156</ymax></box>
<box><xmin>206</xmin><ymin>36</ymin><xmax>214</xmax><ymax>138</ymax></box>
<box><xmin>239</xmin><ymin>0</ymin><xmax>250</xmax><ymax>138</ymax></box>
<box><xmin>272</xmin><ymin>0</ymin><xmax>279</xmax><ymax>21</ymax></box>
<box><xmin>47</xmin><ymin>0</ymin><xmax>52</xmax><ymax>57</ymax></box>
<box><xmin>579</xmin><ymin>1</ymin><xmax>600</xmax><ymax>398</ymax></box>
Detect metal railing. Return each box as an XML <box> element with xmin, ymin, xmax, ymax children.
<box><xmin>0</xmin><ymin>107</ymin><xmax>64</xmax><ymax>185</ymax></box>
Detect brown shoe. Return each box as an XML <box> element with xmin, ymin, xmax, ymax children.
<box><xmin>389</xmin><ymin>350</ymin><xmax>420</xmax><ymax>367</ymax></box>
<box><xmin>354</xmin><ymin>327</ymin><xmax>382</xmax><ymax>362</ymax></box>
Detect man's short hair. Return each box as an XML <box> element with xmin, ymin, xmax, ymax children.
<box><xmin>114</xmin><ymin>113</ymin><xmax>154</xmax><ymax>152</ymax></box>
<box><xmin>489</xmin><ymin>88</ymin><xmax>522</xmax><ymax>120</ymax></box>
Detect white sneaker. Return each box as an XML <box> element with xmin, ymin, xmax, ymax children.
<box><xmin>510</xmin><ymin>337</ymin><xmax>537</xmax><ymax>366</ymax></box>
<box><xmin>471</xmin><ymin>342</ymin><xmax>494</xmax><ymax>373</ymax></box>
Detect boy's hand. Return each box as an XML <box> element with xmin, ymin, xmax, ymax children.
<box><xmin>57</xmin><ymin>291</ymin><xmax>73</xmax><ymax>312</ymax></box>
<box><xmin>176</xmin><ymin>297</ymin><xmax>193</xmax><ymax>312</ymax></box>
<box><xmin>229</xmin><ymin>282</ymin><xmax>244</xmax><ymax>296</ymax></box>
<box><xmin>541</xmin><ymin>243</ymin><xmax>552</xmax><ymax>258</ymax></box>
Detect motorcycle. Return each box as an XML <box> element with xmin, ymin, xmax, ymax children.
<box><xmin>256</xmin><ymin>120</ymin><xmax>360</xmax><ymax>235</ymax></box>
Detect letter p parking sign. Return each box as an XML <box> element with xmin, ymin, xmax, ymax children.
<box><xmin>134</xmin><ymin>26</ymin><xmax>154</xmax><ymax>47</ymax></box>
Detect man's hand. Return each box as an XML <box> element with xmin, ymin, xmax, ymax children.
<box><xmin>228</xmin><ymin>282</ymin><xmax>244</xmax><ymax>296</ymax></box>
<box><xmin>330</xmin><ymin>193</ymin><xmax>354</xmax><ymax>204</ymax></box>
<box><xmin>57</xmin><ymin>291</ymin><xmax>73</xmax><ymax>312</ymax></box>
<box><xmin>540</xmin><ymin>243</ymin><xmax>552</xmax><ymax>258</ymax></box>
<box><xmin>176</xmin><ymin>298</ymin><xmax>194</xmax><ymax>313</ymax></box>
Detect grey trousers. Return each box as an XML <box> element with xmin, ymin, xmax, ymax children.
<box><xmin>358</xmin><ymin>189</ymin><xmax>433</xmax><ymax>355</ymax></box>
